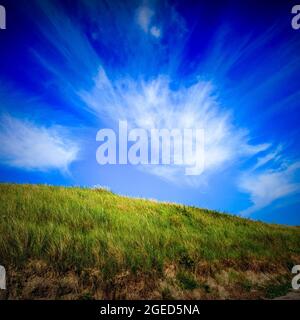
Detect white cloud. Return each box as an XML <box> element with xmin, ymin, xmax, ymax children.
<box><xmin>0</xmin><ymin>114</ymin><xmax>79</xmax><ymax>172</ymax></box>
<box><xmin>136</xmin><ymin>5</ymin><xmax>161</xmax><ymax>38</ymax></box>
<box><xmin>239</xmin><ymin>158</ymin><xmax>300</xmax><ymax>216</ymax></box>
<box><xmin>80</xmin><ymin>69</ymin><xmax>269</xmax><ymax>183</ymax></box>
<box><xmin>150</xmin><ymin>26</ymin><xmax>161</xmax><ymax>38</ymax></box>
<box><xmin>137</xmin><ymin>6</ymin><xmax>153</xmax><ymax>32</ymax></box>
<box><xmin>252</xmin><ymin>145</ymin><xmax>282</xmax><ymax>170</ymax></box>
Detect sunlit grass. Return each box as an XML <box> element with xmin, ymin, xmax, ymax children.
<box><xmin>0</xmin><ymin>184</ymin><xmax>300</xmax><ymax>298</ymax></box>
<box><xmin>1</xmin><ymin>183</ymin><xmax>299</xmax><ymax>279</ymax></box>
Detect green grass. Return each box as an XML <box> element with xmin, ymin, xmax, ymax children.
<box><xmin>0</xmin><ymin>183</ymin><xmax>299</xmax><ymax>299</ymax></box>
<box><xmin>263</xmin><ymin>275</ymin><xmax>292</xmax><ymax>299</ymax></box>
<box><xmin>177</xmin><ymin>271</ymin><xmax>199</xmax><ymax>290</ymax></box>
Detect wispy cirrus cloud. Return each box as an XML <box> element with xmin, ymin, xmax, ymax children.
<box><xmin>0</xmin><ymin>114</ymin><xmax>79</xmax><ymax>172</ymax></box>
<box><xmin>136</xmin><ymin>4</ymin><xmax>161</xmax><ymax>38</ymax></box>
<box><xmin>30</xmin><ymin>1</ymin><xmax>272</xmax><ymax>185</ymax></box>
<box><xmin>239</xmin><ymin>150</ymin><xmax>300</xmax><ymax>216</ymax></box>
<box><xmin>252</xmin><ymin>145</ymin><xmax>283</xmax><ymax>171</ymax></box>
<box><xmin>80</xmin><ymin>70</ymin><xmax>269</xmax><ymax>183</ymax></box>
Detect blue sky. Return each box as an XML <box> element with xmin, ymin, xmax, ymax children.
<box><xmin>0</xmin><ymin>0</ymin><xmax>300</xmax><ymax>225</ymax></box>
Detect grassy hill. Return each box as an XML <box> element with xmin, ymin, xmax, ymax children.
<box><xmin>0</xmin><ymin>183</ymin><xmax>299</xmax><ymax>299</ymax></box>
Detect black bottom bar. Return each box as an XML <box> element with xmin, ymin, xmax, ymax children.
<box><xmin>0</xmin><ymin>300</ymin><xmax>298</xmax><ymax>319</ymax></box>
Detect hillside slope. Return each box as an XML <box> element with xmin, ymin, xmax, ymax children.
<box><xmin>0</xmin><ymin>184</ymin><xmax>299</xmax><ymax>299</ymax></box>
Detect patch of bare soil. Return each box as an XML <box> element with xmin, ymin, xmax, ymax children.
<box><xmin>1</xmin><ymin>259</ymin><xmax>299</xmax><ymax>300</ymax></box>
